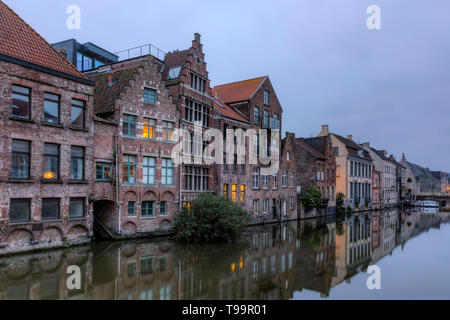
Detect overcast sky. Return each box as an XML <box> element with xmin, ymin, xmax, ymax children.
<box><xmin>5</xmin><ymin>0</ymin><xmax>450</xmax><ymax>172</ymax></box>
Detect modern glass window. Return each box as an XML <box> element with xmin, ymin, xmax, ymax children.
<box><xmin>253</xmin><ymin>167</ymin><xmax>260</xmax><ymax>189</ymax></box>
<box><xmin>12</xmin><ymin>85</ymin><xmax>31</xmax><ymax>119</ymax></box>
<box><xmin>122</xmin><ymin>155</ymin><xmax>137</xmax><ymax>184</ymax></box>
<box><xmin>42</xmin><ymin>198</ymin><xmax>60</xmax><ymax>220</ymax></box>
<box><xmin>10</xmin><ymin>199</ymin><xmax>31</xmax><ymax>223</ymax></box>
<box><xmin>240</xmin><ymin>185</ymin><xmax>246</xmax><ymax>202</ymax></box>
<box><xmin>162</xmin><ymin>121</ymin><xmax>175</xmax><ymax>142</ymax></box>
<box><xmin>96</xmin><ymin>163</ymin><xmax>112</xmax><ymax>181</ymax></box>
<box><xmin>11</xmin><ymin>139</ymin><xmax>30</xmax><ymax>180</ymax></box>
<box><xmin>70</xmin><ymin>146</ymin><xmax>84</xmax><ymax>180</ymax></box>
<box><xmin>123</xmin><ymin>114</ymin><xmax>137</xmax><ymax>137</ymax></box>
<box><xmin>143</xmin><ymin>157</ymin><xmax>156</xmax><ymax>185</ymax></box>
<box><xmin>264</xmin><ymin>90</ymin><xmax>270</xmax><ymax>106</ymax></box>
<box><xmin>69</xmin><ymin>198</ymin><xmax>85</xmax><ymax>219</ymax></box>
<box><xmin>143</xmin><ymin>118</ymin><xmax>156</xmax><ymax>140</ymax></box>
<box><xmin>161</xmin><ymin>159</ymin><xmax>174</xmax><ymax>186</ymax></box>
<box><xmin>128</xmin><ymin>201</ymin><xmax>136</xmax><ymax>216</ymax></box>
<box><xmin>43</xmin><ymin>143</ymin><xmax>59</xmax><ymax>180</ymax></box>
<box><xmin>254</xmin><ymin>106</ymin><xmax>261</xmax><ymax>124</ymax></box>
<box><xmin>142</xmin><ymin>201</ymin><xmax>155</xmax><ymax>217</ymax></box>
<box><xmin>160</xmin><ymin>201</ymin><xmax>167</xmax><ymax>216</ymax></box>
<box><xmin>44</xmin><ymin>93</ymin><xmax>60</xmax><ymax>124</ymax></box>
<box><xmin>144</xmin><ymin>88</ymin><xmax>157</xmax><ymax>105</ymax></box>
<box><xmin>71</xmin><ymin>99</ymin><xmax>85</xmax><ymax>128</ymax></box>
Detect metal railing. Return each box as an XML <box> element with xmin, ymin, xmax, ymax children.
<box><xmin>115</xmin><ymin>43</ymin><xmax>166</xmax><ymax>62</ymax></box>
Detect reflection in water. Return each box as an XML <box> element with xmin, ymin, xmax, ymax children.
<box><xmin>0</xmin><ymin>209</ymin><xmax>449</xmax><ymax>300</ymax></box>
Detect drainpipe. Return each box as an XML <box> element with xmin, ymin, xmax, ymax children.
<box><xmin>115</xmin><ymin>132</ymin><xmax>122</xmax><ymax>234</ymax></box>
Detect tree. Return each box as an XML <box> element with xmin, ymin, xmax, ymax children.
<box><xmin>174</xmin><ymin>193</ymin><xmax>252</xmax><ymax>243</ymax></box>
<box><xmin>300</xmin><ymin>187</ymin><xmax>322</xmax><ymax>212</ymax></box>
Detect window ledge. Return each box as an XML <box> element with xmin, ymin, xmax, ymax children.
<box><xmin>68</xmin><ymin>180</ymin><xmax>89</xmax><ymax>184</ymax></box>
<box><xmin>41</xmin><ymin>179</ymin><xmax>63</xmax><ymax>184</ymax></box>
<box><xmin>42</xmin><ymin>122</ymin><xmax>64</xmax><ymax>129</ymax></box>
<box><xmin>9</xmin><ymin>117</ymin><xmax>35</xmax><ymax>124</ymax></box>
<box><xmin>141</xmin><ymin>216</ymin><xmax>156</xmax><ymax>220</ymax></box>
<box><xmin>69</xmin><ymin>217</ymin><xmax>87</xmax><ymax>222</ymax></box>
<box><xmin>69</xmin><ymin>126</ymin><xmax>88</xmax><ymax>132</ymax></box>
<box><xmin>8</xmin><ymin>179</ymin><xmax>33</xmax><ymax>183</ymax></box>
<box><xmin>9</xmin><ymin>221</ymin><xmax>32</xmax><ymax>226</ymax></box>
<box><xmin>42</xmin><ymin>219</ymin><xmax>62</xmax><ymax>223</ymax></box>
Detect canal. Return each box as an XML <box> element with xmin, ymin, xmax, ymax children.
<box><xmin>0</xmin><ymin>208</ymin><xmax>449</xmax><ymax>300</ymax></box>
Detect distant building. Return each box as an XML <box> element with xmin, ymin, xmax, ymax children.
<box><xmin>401</xmin><ymin>154</ymin><xmax>441</xmax><ymax>196</ymax></box>
<box><xmin>52</xmin><ymin>39</ymin><xmax>118</xmax><ymax>72</ymax></box>
<box><xmin>431</xmin><ymin>171</ymin><xmax>449</xmax><ymax>195</ymax></box>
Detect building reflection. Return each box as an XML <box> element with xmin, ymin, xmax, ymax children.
<box><xmin>0</xmin><ymin>209</ymin><xmax>447</xmax><ymax>300</ymax></box>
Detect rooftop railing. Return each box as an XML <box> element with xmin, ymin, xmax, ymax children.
<box><xmin>115</xmin><ymin>43</ymin><xmax>166</xmax><ymax>62</ymax></box>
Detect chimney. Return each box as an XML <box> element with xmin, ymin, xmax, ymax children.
<box><xmin>194</xmin><ymin>33</ymin><xmax>201</xmax><ymax>42</ymax></box>
<box><xmin>347</xmin><ymin>135</ymin><xmax>353</xmax><ymax>140</ymax></box>
<box><xmin>319</xmin><ymin>125</ymin><xmax>329</xmax><ymax>137</ymax></box>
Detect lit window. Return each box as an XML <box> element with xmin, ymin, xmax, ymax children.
<box><xmin>143</xmin><ymin>118</ymin><xmax>156</xmax><ymax>139</ymax></box>
<box><xmin>96</xmin><ymin>163</ymin><xmax>112</xmax><ymax>181</ymax></box>
<box><xmin>43</xmin><ymin>143</ymin><xmax>59</xmax><ymax>180</ymax></box>
<box><xmin>240</xmin><ymin>185</ymin><xmax>246</xmax><ymax>202</ymax></box>
<box><xmin>232</xmin><ymin>185</ymin><xmax>237</xmax><ymax>202</ymax></box>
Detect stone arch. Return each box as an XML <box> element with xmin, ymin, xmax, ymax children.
<box><xmin>7</xmin><ymin>229</ymin><xmax>32</xmax><ymax>248</ymax></box>
<box><xmin>142</xmin><ymin>191</ymin><xmax>157</xmax><ymax>201</ymax></box>
<box><xmin>122</xmin><ymin>222</ymin><xmax>137</xmax><ymax>236</ymax></box>
<box><xmin>159</xmin><ymin>219</ymin><xmax>172</xmax><ymax>231</ymax></box>
<box><xmin>124</xmin><ymin>191</ymin><xmax>138</xmax><ymax>202</ymax></box>
<box><xmin>39</xmin><ymin>227</ymin><xmax>63</xmax><ymax>246</ymax></box>
<box><xmin>67</xmin><ymin>225</ymin><xmax>89</xmax><ymax>240</ymax></box>
<box><xmin>161</xmin><ymin>191</ymin><xmax>175</xmax><ymax>202</ymax></box>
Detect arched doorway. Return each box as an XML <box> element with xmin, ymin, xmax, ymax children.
<box><xmin>93</xmin><ymin>200</ymin><xmax>116</xmax><ymax>239</ymax></box>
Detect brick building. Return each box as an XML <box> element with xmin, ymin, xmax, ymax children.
<box><xmin>88</xmin><ymin>55</ymin><xmax>180</xmax><ymax>236</ymax></box>
<box><xmin>0</xmin><ymin>1</ymin><xmax>95</xmax><ymax>254</ymax></box>
<box><xmin>213</xmin><ymin>76</ymin><xmax>286</xmax><ymax>221</ymax></box>
<box><xmin>284</xmin><ymin>132</ymin><xmax>336</xmax><ymax>214</ymax></box>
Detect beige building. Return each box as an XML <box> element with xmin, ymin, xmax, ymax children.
<box><xmin>318</xmin><ymin>125</ymin><xmax>373</xmax><ymax>209</ymax></box>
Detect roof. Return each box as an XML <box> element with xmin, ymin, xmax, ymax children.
<box><xmin>0</xmin><ymin>1</ymin><xmax>87</xmax><ymax>80</ymax></box>
<box><xmin>212</xmin><ymin>90</ymin><xmax>249</xmax><ymax>123</ymax></box>
<box><xmin>213</xmin><ymin>76</ymin><xmax>267</xmax><ymax>103</ymax></box>
<box><xmin>88</xmin><ymin>67</ymin><xmax>140</xmax><ymax>115</ymax></box>
<box><xmin>162</xmin><ymin>49</ymin><xmax>190</xmax><ymax>81</ymax></box>
<box><xmin>294</xmin><ymin>138</ymin><xmax>326</xmax><ymax>160</ymax></box>
<box><xmin>333</xmin><ymin>134</ymin><xmax>362</xmax><ymax>151</ymax></box>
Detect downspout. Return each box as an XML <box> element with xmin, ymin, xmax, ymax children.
<box><xmin>115</xmin><ymin>127</ymin><xmax>122</xmax><ymax>234</ymax></box>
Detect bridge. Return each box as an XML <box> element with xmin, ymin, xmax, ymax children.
<box><xmin>416</xmin><ymin>194</ymin><xmax>450</xmax><ymax>207</ymax></box>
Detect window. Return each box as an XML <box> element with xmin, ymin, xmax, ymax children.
<box><xmin>184</xmin><ymin>166</ymin><xmax>208</xmax><ymax>191</ymax></box>
<box><xmin>264</xmin><ymin>90</ymin><xmax>270</xmax><ymax>106</ymax></box>
<box><xmin>350</xmin><ymin>161</ymin><xmax>354</xmax><ymax>176</ymax></box>
<box><xmin>282</xmin><ymin>170</ymin><xmax>287</xmax><ymax>187</ymax></box>
<box><xmin>128</xmin><ymin>201</ymin><xmax>136</xmax><ymax>216</ymax></box>
<box><xmin>253</xmin><ymin>167</ymin><xmax>260</xmax><ymax>189</ymax></box>
<box><xmin>143</xmin><ymin>157</ymin><xmax>156</xmax><ymax>185</ymax></box>
<box><xmin>333</xmin><ymin>147</ymin><xmax>339</xmax><ymax>156</ymax></box>
<box><xmin>223</xmin><ymin>184</ymin><xmax>229</xmax><ymax>198</ymax></box>
<box><xmin>142</xmin><ymin>201</ymin><xmax>155</xmax><ymax>217</ymax></box>
<box><xmin>140</xmin><ymin>257</ymin><xmax>154</xmax><ymax>275</ymax></box>
<box><xmin>11</xmin><ymin>139</ymin><xmax>30</xmax><ymax>180</ymax></box>
<box><xmin>143</xmin><ymin>118</ymin><xmax>156</xmax><ymax>140</ymax></box>
<box><xmin>43</xmin><ymin>143</ymin><xmax>59</xmax><ymax>180</ymax></box>
<box><xmin>254</xmin><ymin>106</ymin><xmax>260</xmax><ymax>124</ymax></box>
<box><xmin>44</xmin><ymin>93</ymin><xmax>60</xmax><ymax>124</ymax></box>
<box><xmin>162</xmin><ymin>121</ymin><xmax>175</xmax><ymax>142</ymax></box>
<box><xmin>123</xmin><ymin>115</ymin><xmax>137</xmax><ymax>137</ymax></box>
<box><xmin>253</xmin><ymin>199</ymin><xmax>259</xmax><ymax>215</ymax></box>
<box><xmin>232</xmin><ymin>185</ymin><xmax>237</xmax><ymax>202</ymax></box>
<box><xmin>12</xmin><ymin>85</ymin><xmax>31</xmax><ymax>119</ymax></box>
<box><xmin>272</xmin><ymin>173</ymin><xmax>278</xmax><ymax>189</ymax></box>
<box><xmin>144</xmin><ymin>88</ymin><xmax>157</xmax><ymax>104</ymax></box>
<box><xmin>262</xmin><ymin>175</ymin><xmax>269</xmax><ymax>189</ymax></box>
<box><xmin>287</xmin><ymin>152</ymin><xmax>290</xmax><ymax>161</ymax></box>
<box><xmin>71</xmin><ymin>99</ymin><xmax>85</xmax><ymax>128</ymax></box>
<box><xmin>10</xmin><ymin>199</ymin><xmax>31</xmax><ymax>223</ymax></box>
<box><xmin>263</xmin><ymin>199</ymin><xmax>269</xmax><ymax>213</ymax></box>
<box><xmin>290</xmin><ymin>197</ymin><xmax>294</xmax><ymax>209</ymax></box>
<box><xmin>240</xmin><ymin>185</ymin><xmax>246</xmax><ymax>202</ymax></box>
<box><xmin>160</xmin><ymin>201</ymin><xmax>167</xmax><ymax>216</ymax></box>
<box><xmin>190</xmin><ymin>72</ymin><xmax>206</xmax><ymax>93</ymax></box>
<box><xmin>162</xmin><ymin>159</ymin><xmax>174</xmax><ymax>186</ymax></box>
<box><xmin>122</xmin><ymin>155</ymin><xmax>136</xmax><ymax>184</ymax></box>
<box><xmin>263</xmin><ymin>110</ymin><xmax>269</xmax><ymax>128</ymax></box>
<box><xmin>70</xmin><ymin>146</ymin><xmax>84</xmax><ymax>180</ymax></box>
<box><xmin>289</xmin><ymin>171</ymin><xmax>294</xmax><ymax>187</ymax></box>
<box><xmin>96</xmin><ymin>163</ymin><xmax>112</xmax><ymax>181</ymax></box>
<box><xmin>42</xmin><ymin>199</ymin><xmax>60</xmax><ymax>220</ymax></box>
<box><xmin>69</xmin><ymin>198</ymin><xmax>85</xmax><ymax>219</ymax></box>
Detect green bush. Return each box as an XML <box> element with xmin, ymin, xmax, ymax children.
<box><xmin>174</xmin><ymin>193</ymin><xmax>252</xmax><ymax>243</ymax></box>
<box><xmin>336</xmin><ymin>193</ymin><xmax>345</xmax><ymax>208</ymax></box>
<box><xmin>301</xmin><ymin>187</ymin><xmax>322</xmax><ymax>212</ymax></box>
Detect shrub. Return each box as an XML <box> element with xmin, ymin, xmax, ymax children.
<box><xmin>336</xmin><ymin>193</ymin><xmax>345</xmax><ymax>208</ymax></box>
<box><xmin>301</xmin><ymin>187</ymin><xmax>322</xmax><ymax>212</ymax></box>
<box><xmin>174</xmin><ymin>193</ymin><xmax>252</xmax><ymax>243</ymax></box>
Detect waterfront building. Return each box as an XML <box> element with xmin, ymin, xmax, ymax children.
<box><xmin>401</xmin><ymin>154</ymin><xmax>441</xmax><ymax>196</ymax></box>
<box><xmin>318</xmin><ymin>126</ymin><xmax>373</xmax><ymax>209</ymax></box>
<box><xmin>0</xmin><ymin>1</ymin><xmax>95</xmax><ymax>254</ymax></box>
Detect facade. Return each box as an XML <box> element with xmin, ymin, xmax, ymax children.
<box><xmin>0</xmin><ymin>1</ymin><xmax>95</xmax><ymax>254</ymax></box>
<box><xmin>88</xmin><ymin>55</ymin><xmax>180</xmax><ymax>236</ymax></box>
<box><xmin>431</xmin><ymin>171</ymin><xmax>449</xmax><ymax>195</ymax></box>
<box><xmin>318</xmin><ymin>126</ymin><xmax>373</xmax><ymax>210</ymax></box>
<box><xmin>213</xmin><ymin>76</ymin><xmax>286</xmax><ymax>221</ymax></box>
<box><xmin>361</xmin><ymin>143</ymin><xmax>398</xmax><ymax>207</ymax></box>
<box><xmin>401</xmin><ymin>154</ymin><xmax>441</xmax><ymax>196</ymax></box>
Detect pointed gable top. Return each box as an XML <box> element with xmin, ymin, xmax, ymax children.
<box><xmin>213</xmin><ymin>76</ymin><xmax>267</xmax><ymax>104</ymax></box>
<box><xmin>0</xmin><ymin>1</ymin><xmax>87</xmax><ymax>81</ymax></box>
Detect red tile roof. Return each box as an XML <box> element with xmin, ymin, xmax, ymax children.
<box><xmin>213</xmin><ymin>76</ymin><xmax>267</xmax><ymax>103</ymax></box>
<box><xmin>212</xmin><ymin>93</ymin><xmax>249</xmax><ymax>123</ymax></box>
<box><xmin>0</xmin><ymin>0</ymin><xmax>86</xmax><ymax>80</ymax></box>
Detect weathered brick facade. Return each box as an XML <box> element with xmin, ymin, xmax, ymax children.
<box><xmin>0</xmin><ymin>60</ymin><xmax>94</xmax><ymax>255</ymax></box>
